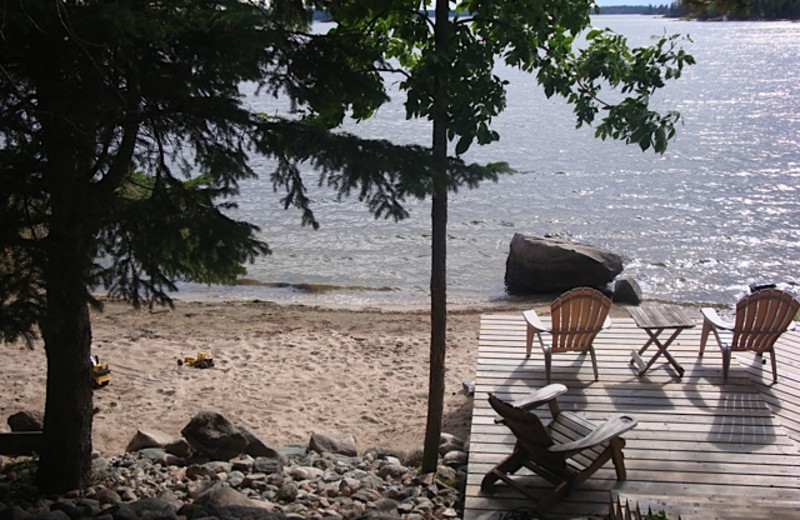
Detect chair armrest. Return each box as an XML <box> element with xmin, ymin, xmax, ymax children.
<box><xmin>549</xmin><ymin>414</ymin><xmax>637</xmax><ymax>454</ymax></box>
<box><xmin>513</xmin><ymin>384</ymin><xmax>568</xmax><ymax>410</ymax></box>
<box><xmin>522</xmin><ymin>309</ymin><xmax>549</xmax><ymax>333</ymax></box>
<box><xmin>701</xmin><ymin>307</ymin><xmax>734</xmax><ymax>331</ymax></box>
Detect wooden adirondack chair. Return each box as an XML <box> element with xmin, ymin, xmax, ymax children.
<box><xmin>523</xmin><ymin>287</ymin><xmax>612</xmax><ymax>382</ymax></box>
<box><xmin>481</xmin><ymin>384</ymin><xmax>637</xmax><ymax>516</ymax></box>
<box><xmin>699</xmin><ymin>288</ymin><xmax>800</xmax><ymax>382</ymax></box>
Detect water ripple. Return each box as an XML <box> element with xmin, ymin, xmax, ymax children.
<box><xmin>177</xmin><ymin>16</ymin><xmax>800</xmax><ymax>308</ymax></box>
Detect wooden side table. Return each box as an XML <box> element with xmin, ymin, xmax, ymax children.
<box><xmin>628</xmin><ymin>304</ymin><xmax>696</xmax><ymax>377</ymax></box>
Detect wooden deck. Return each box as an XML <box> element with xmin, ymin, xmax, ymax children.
<box><xmin>464</xmin><ymin>313</ymin><xmax>800</xmax><ymax>520</ymax></box>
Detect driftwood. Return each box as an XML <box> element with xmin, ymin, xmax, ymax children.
<box><xmin>0</xmin><ymin>431</ymin><xmax>43</xmax><ymax>456</ymax></box>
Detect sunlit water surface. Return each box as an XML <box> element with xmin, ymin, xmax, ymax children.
<box><xmin>176</xmin><ymin>16</ymin><xmax>800</xmax><ymax>308</ymax></box>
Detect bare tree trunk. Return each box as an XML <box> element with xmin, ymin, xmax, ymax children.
<box><xmin>35</xmin><ymin>140</ymin><xmax>95</xmax><ymax>492</ymax></box>
<box><xmin>37</xmin><ymin>291</ymin><xmax>94</xmax><ymax>493</ymax></box>
<box><xmin>422</xmin><ymin>0</ymin><xmax>451</xmax><ymax>475</ymax></box>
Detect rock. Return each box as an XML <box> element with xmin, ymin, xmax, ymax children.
<box><xmin>100</xmin><ymin>502</ymin><xmax>138</xmax><ymax>520</ymax></box>
<box><xmin>125</xmin><ymin>429</ymin><xmax>174</xmax><ymax>452</ymax></box>
<box><xmin>0</xmin><ymin>505</ymin><xmax>32</xmax><ymax>520</ymax></box>
<box><xmin>238</xmin><ymin>425</ymin><xmax>282</xmax><ymax>460</ymax></box>
<box><xmin>7</xmin><ymin>411</ymin><xmax>44</xmax><ymax>432</ymax></box>
<box><xmin>435</xmin><ymin>465</ymin><xmax>459</xmax><ymax>487</ymax></box>
<box><xmin>438</xmin><ymin>433</ymin><xmax>464</xmax><ymax>455</ymax></box>
<box><xmin>94</xmin><ymin>487</ymin><xmax>122</xmax><ymax>505</ymax></box>
<box><xmin>186</xmin><ymin>463</ymin><xmax>217</xmax><ymax>480</ymax></box>
<box><xmin>0</xmin><ymin>423</ymin><xmax>472</xmax><ymax>520</ymax></box>
<box><xmin>289</xmin><ymin>466</ymin><xmax>324</xmax><ymax>481</ymax></box>
<box><xmin>118</xmin><ymin>487</ymin><xmax>139</xmax><ymax>502</ymax></box>
<box><xmin>277</xmin><ymin>444</ymin><xmax>308</xmax><ymax>459</ymax></box>
<box><xmin>402</xmin><ymin>449</ymin><xmax>424</xmax><ymax>468</ymax></box>
<box><xmin>277</xmin><ymin>482</ymin><xmax>299</xmax><ymax>502</ymax></box>
<box><xmin>180</xmin><ymin>412</ymin><xmax>248</xmax><ymax>461</ymax></box>
<box><xmin>164</xmin><ymin>438</ymin><xmax>193</xmax><ymax>458</ymax></box>
<box><xmin>351</xmin><ymin>489</ymin><xmax>382</xmax><ymax>503</ymax></box>
<box><xmin>309</xmin><ymin>432</ymin><xmax>357</xmax><ymax>457</ymax></box>
<box><xmin>92</xmin><ymin>455</ymin><xmax>113</xmax><ymax>478</ymax></box>
<box><xmin>613</xmin><ymin>275</ymin><xmax>643</xmax><ymax>305</ymax></box>
<box><xmin>504</xmin><ymin>233</ymin><xmax>624</xmax><ymax>294</ymax></box>
<box><xmin>362</xmin><ymin>447</ymin><xmax>407</xmax><ymax>464</ymax></box>
<box><xmin>377</xmin><ymin>463</ymin><xmax>408</xmax><ymax>480</ymax></box>
<box><xmin>252</xmin><ymin>456</ymin><xmax>284</xmax><ymax>476</ymax></box>
<box><xmin>194</xmin><ymin>486</ymin><xmax>264</xmax><ymax>507</ymax></box>
<box><xmin>192</xmin><ymin>487</ymin><xmax>279</xmax><ymax>520</ymax></box>
<box><xmin>30</xmin><ymin>511</ymin><xmax>69</xmax><ymax>520</ymax></box>
<box><xmin>49</xmin><ymin>502</ymin><xmax>85</xmax><ymax>520</ymax></box>
<box><xmin>127</xmin><ymin>497</ymin><xmax>178</xmax><ymax>519</ymax></box>
<box><xmin>231</xmin><ymin>456</ymin><xmax>255</xmax><ymax>473</ymax></box>
<box><xmin>442</xmin><ymin>450</ymin><xmax>468</xmax><ymax>468</ymax></box>
<box><xmin>135</xmin><ymin>448</ymin><xmax>169</xmax><ymax>464</ymax></box>
<box><xmin>242</xmin><ymin>472</ymin><xmax>268</xmax><ymax>489</ymax></box>
<box><xmin>372</xmin><ymin>498</ymin><xmax>399</xmax><ymax>513</ymax></box>
<box><xmin>227</xmin><ymin>470</ymin><xmax>246</xmax><ymax>488</ymax></box>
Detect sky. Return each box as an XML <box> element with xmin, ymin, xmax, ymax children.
<box><xmin>596</xmin><ymin>0</ymin><xmax>656</xmax><ymax>5</ymax></box>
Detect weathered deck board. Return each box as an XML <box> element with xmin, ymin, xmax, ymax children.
<box><xmin>464</xmin><ymin>313</ymin><xmax>800</xmax><ymax>520</ymax></box>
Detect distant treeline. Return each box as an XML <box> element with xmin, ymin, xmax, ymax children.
<box><xmin>597</xmin><ymin>5</ymin><xmax>667</xmax><ymax>14</ymax></box>
<box><xmin>675</xmin><ymin>0</ymin><xmax>800</xmax><ymax>20</ymax></box>
<box><xmin>313</xmin><ymin>2</ymin><xmax>799</xmax><ymax>22</ymax></box>
<box><xmin>626</xmin><ymin>0</ymin><xmax>800</xmax><ymax>19</ymax></box>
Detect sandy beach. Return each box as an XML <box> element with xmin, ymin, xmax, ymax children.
<box><xmin>1</xmin><ymin>300</ymin><xmax>507</xmax><ymax>455</ymax></box>
<box><xmin>1</xmin><ymin>298</ymin><xmax>631</xmax><ymax>457</ymax></box>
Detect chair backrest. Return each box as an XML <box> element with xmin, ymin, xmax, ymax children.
<box><xmin>730</xmin><ymin>289</ymin><xmax>800</xmax><ymax>353</ymax></box>
<box><xmin>488</xmin><ymin>393</ymin><xmax>566</xmax><ymax>470</ymax></box>
<box><xmin>549</xmin><ymin>287</ymin><xmax>612</xmax><ymax>352</ymax></box>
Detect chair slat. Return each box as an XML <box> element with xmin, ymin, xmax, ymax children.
<box><xmin>482</xmin><ymin>391</ymin><xmax>634</xmax><ymax>516</ymax></box>
<box><xmin>703</xmin><ymin>288</ymin><xmax>799</xmax><ymax>382</ymax></box>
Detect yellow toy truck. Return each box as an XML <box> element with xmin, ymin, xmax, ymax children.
<box><xmin>178</xmin><ymin>351</ymin><xmax>214</xmax><ymax>369</ymax></box>
<box><xmin>90</xmin><ymin>355</ymin><xmax>111</xmax><ymax>388</ymax></box>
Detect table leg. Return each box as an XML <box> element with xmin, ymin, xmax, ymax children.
<box><xmin>632</xmin><ymin>328</ymin><xmax>685</xmax><ymax>377</ymax></box>
<box><xmin>644</xmin><ymin>328</ymin><xmax>685</xmax><ymax>377</ymax></box>
<box><xmin>630</xmin><ymin>333</ymin><xmax>656</xmax><ymax>370</ymax></box>
<box><xmin>631</xmin><ymin>328</ymin><xmax>659</xmax><ymax>374</ymax></box>
<box><xmin>658</xmin><ymin>329</ymin><xmax>685</xmax><ymax>376</ymax></box>
<box><xmin>636</xmin><ymin>335</ymin><xmax>656</xmax><ymax>356</ymax></box>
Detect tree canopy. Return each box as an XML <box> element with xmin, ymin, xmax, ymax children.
<box><xmin>1</xmin><ymin>0</ymin><xmax>693</xmax><ymax>493</ymax></box>
<box><xmin>0</xmin><ymin>0</ymin><xmax>496</xmax><ymax>492</ymax></box>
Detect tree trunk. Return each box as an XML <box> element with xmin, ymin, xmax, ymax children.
<box><xmin>422</xmin><ymin>0</ymin><xmax>451</xmax><ymax>475</ymax></box>
<box><xmin>35</xmin><ymin>150</ymin><xmax>95</xmax><ymax>493</ymax></box>
<box><xmin>37</xmin><ymin>292</ymin><xmax>94</xmax><ymax>493</ymax></box>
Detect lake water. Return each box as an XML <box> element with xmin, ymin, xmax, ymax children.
<box><xmin>176</xmin><ymin>15</ymin><xmax>800</xmax><ymax>309</ymax></box>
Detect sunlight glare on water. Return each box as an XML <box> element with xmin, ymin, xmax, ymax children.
<box><xmin>177</xmin><ymin>16</ymin><xmax>800</xmax><ymax>308</ymax></box>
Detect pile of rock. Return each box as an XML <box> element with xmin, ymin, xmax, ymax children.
<box><xmin>0</xmin><ymin>411</ymin><xmax>470</xmax><ymax>520</ymax></box>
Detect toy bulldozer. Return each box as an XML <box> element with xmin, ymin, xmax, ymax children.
<box><xmin>178</xmin><ymin>351</ymin><xmax>214</xmax><ymax>369</ymax></box>
<box><xmin>91</xmin><ymin>355</ymin><xmax>111</xmax><ymax>388</ymax></box>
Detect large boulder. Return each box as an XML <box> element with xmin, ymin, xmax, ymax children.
<box><xmin>505</xmin><ymin>234</ymin><xmax>623</xmax><ymax>294</ymax></box>
<box><xmin>181</xmin><ymin>412</ymin><xmax>248</xmax><ymax>461</ymax></box>
<box><xmin>238</xmin><ymin>425</ymin><xmax>283</xmax><ymax>460</ymax></box>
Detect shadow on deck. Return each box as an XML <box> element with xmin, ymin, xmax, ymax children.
<box><xmin>464</xmin><ymin>314</ymin><xmax>800</xmax><ymax>520</ymax></box>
